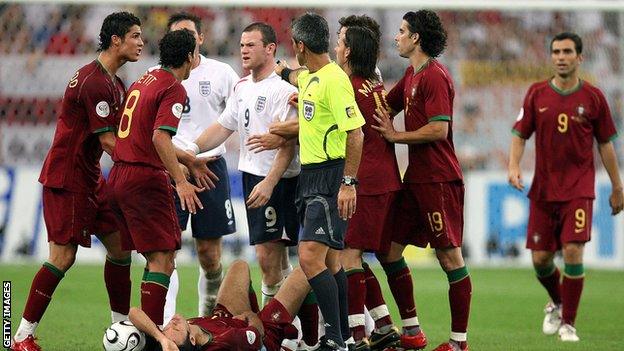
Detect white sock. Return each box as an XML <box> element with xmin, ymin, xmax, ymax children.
<box><xmin>364</xmin><ymin>307</ymin><xmax>375</xmax><ymax>337</ymax></box>
<box><xmin>163</xmin><ymin>268</ymin><xmax>179</xmax><ymax>325</ymax></box>
<box><xmin>282</xmin><ymin>263</ymin><xmax>293</xmax><ymax>278</ymax></box>
<box><xmin>15</xmin><ymin>318</ymin><xmax>38</xmax><ymax>342</ymax></box>
<box><xmin>261</xmin><ymin>278</ymin><xmax>283</xmax><ymax>306</ymax></box>
<box><xmin>111</xmin><ymin>311</ymin><xmax>127</xmax><ymax>323</ymax></box>
<box><xmin>198</xmin><ymin>265</ymin><xmax>223</xmax><ymax>316</ymax></box>
<box><xmin>450</xmin><ymin>331</ymin><xmax>467</xmax><ymax>342</ymax></box>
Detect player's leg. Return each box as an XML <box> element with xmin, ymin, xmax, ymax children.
<box><xmin>363</xmin><ymin>262</ymin><xmax>401</xmax><ymax>351</ymax></box>
<box><xmin>273</xmin><ymin>267</ymin><xmax>311</xmax><ymax>317</ymax></box>
<box><xmin>342</xmin><ymin>247</ymin><xmax>368</xmax><ymax>345</ymax></box>
<box><xmin>98</xmin><ymin>231</ymin><xmax>132</xmax><ymax>323</ymax></box>
<box><xmin>196</xmin><ymin>237</ymin><xmax>223</xmax><ymax>315</ymax></box>
<box><xmin>142</xmin><ymin>250</ymin><xmax>175</xmax><ymax>327</ymax></box>
<box><xmin>327</xmin><ymin>248</ymin><xmax>351</xmax><ymax>346</ymax></box>
<box><xmin>215</xmin><ymin>259</ymin><xmax>253</xmax><ymax>315</ymax></box>
<box><xmin>256</xmin><ymin>242</ymin><xmax>287</xmax><ymax>305</ymax></box>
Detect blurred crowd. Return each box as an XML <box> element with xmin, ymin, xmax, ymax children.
<box><xmin>1</xmin><ymin>4</ymin><xmax>622</xmax><ymax>169</ymax></box>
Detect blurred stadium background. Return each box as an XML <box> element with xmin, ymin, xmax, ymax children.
<box><xmin>1</xmin><ymin>0</ymin><xmax>623</xmax><ymax>269</ymax></box>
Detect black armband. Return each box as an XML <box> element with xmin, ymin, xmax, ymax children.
<box><xmin>280</xmin><ymin>67</ymin><xmax>293</xmax><ymax>82</ymax></box>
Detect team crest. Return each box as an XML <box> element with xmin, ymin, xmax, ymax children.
<box><xmin>577</xmin><ymin>105</ymin><xmax>585</xmax><ymax>116</ymax></box>
<box><xmin>199</xmin><ymin>81</ymin><xmax>211</xmax><ymax>97</ymax></box>
<box><xmin>345</xmin><ymin>106</ymin><xmax>356</xmax><ymax>118</ymax></box>
<box><xmin>411</xmin><ymin>86</ymin><xmax>417</xmax><ymax>99</ymax></box>
<box><xmin>255</xmin><ymin>96</ymin><xmax>267</xmax><ymax>113</ymax></box>
<box><xmin>303</xmin><ymin>100</ymin><xmax>315</xmax><ymax>121</ymax></box>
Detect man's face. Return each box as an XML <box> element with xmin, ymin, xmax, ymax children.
<box><xmin>395</xmin><ymin>20</ymin><xmax>416</xmax><ymax>58</ymax></box>
<box><xmin>240</xmin><ymin>30</ymin><xmax>272</xmax><ymax>71</ymax></box>
<box><xmin>170</xmin><ymin>19</ymin><xmax>204</xmax><ymax>51</ymax></box>
<box><xmin>118</xmin><ymin>24</ymin><xmax>143</xmax><ymax>62</ymax></box>
<box><xmin>551</xmin><ymin>39</ymin><xmax>582</xmax><ymax>78</ymax></box>
<box><xmin>334</xmin><ymin>26</ymin><xmax>349</xmax><ymax>68</ymax></box>
<box><xmin>162</xmin><ymin>314</ymin><xmax>191</xmax><ymax>346</ymax></box>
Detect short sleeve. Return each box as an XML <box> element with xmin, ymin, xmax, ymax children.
<box><xmin>217</xmin><ymin>91</ymin><xmax>240</xmax><ymax>131</ymax></box>
<box><xmin>512</xmin><ymin>85</ymin><xmax>537</xmax><ymax>139</ymax></box>
<box><xmin>422</xmin><ymin>70</ymin><xmax>452</xmax><ymax>122</ymax></box>
<box><xmin>592</xmin><ymin>89</ymin><xmax>618</xmax><ymax>143</ymax></box>
<box><xmin>275</xmin><ymin>85</ymin><xmax>298</xmax><ymax>122</ymax></box>
<box><xmin>328</xmin><ymin>76</ymin><xmax>365</xmax><ymax>132</ymax></box>
<box><xmin>155</xmin><ymin>83</ymin><xmax>186</xmax><ymax>135</ymax></box>
<box><xmin>81</xmin><ymin>78</ymin><xmax>116</xmax><ymax>134</ymax></box>
<box><xmin>386</xmin><ymin>70</ymin><xmax>406</xmax><ymax>112</ymax></box>
<box><xmin>224</xmin><ymin>64</ymin><xmax>240</xmax><ymax>97</ymax></box>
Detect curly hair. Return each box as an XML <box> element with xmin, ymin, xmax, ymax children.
<box><xmin>338</xmin><ymin>14</ymin><xmax>381</xmax><ymax>42</ymax></box>
<box><xmin>403</xmin><ymin>10</ymin><xmax>447</xmax><ymax>58</ymax></box>
<box><xmin>167</xmin><ymin>12</ymin><xmax>202</xmax><ymax>35</ymax></box>
<box><xmin>98</xmin><ymin>11</ymin><xmax>141</xmax><ymax>51</ymax></box>
<box><xmin>158</xmin><ymin>29</ymin><xmax>195</xmax><ymax>68</ymax></box>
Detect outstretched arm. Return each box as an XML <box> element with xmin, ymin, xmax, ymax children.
<box><xmin>194</xmin><ymin>123</ymin><xmax>234</xmax><ymax>154</ymax></box>
<box><xmin>129</xmin><ymin>307</ymin><xmax>179</xmax><ymax>351</ymax></box>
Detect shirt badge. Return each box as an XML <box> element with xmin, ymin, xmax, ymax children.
<box><xmin>172</xmin><ymin>103</ymin><xmax>183</xmax><ymax>119</ymax></box>
<box><xmin>577</xmin><ymin>105</ymin><xmax>585</xmax><ymax>116</ymax></box>
<box><xmin>255</xmin><ymin>96</ymin><xmax>267</xmax><ymax>113</ymax></box>
<box><xmin>96</xmin><ymin>101</ymin><xmax>110</xmax><ymax>118</ymax></box>
<box><xmin>199</xmin><ymin>81</ymin><xmax>211</xmax><ymax>97</ymax></box>
<box><xmin>303</xmin><ymin>100</ymin><xmax>315</xmax><ymax>121</ymax></box>
<box><xmin>345</xmin><ymin>106</ymin><xmax>356</xmax><ymax>118</ymax></box>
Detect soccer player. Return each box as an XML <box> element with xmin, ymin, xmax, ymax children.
<box><xmin>372</xmin><ymin>10</ymin><xmax>470</xmax><ymax>351</ymax></box>
<box><xmin>333</xmin><ymin>23</ymin><xmax>404</xmax><ymax>351</ymax></box>
<box><xmin>288</xmin><ymin>13</ymin><xmax>365</xmax><ymax>351</ymax></box>
<box><xmin>129</xmin><ymin>260</ymin><xmax>309</xmax><ymax>351</ymax></box>
<box><xmin>11</xmin><ymin>12</ymin><xmax>143</xmax><ymax>351</ymax></box>
<box><xmin>164</xmin><ymin>12</ymin><xmax>240</xmax><ymax>318</ymax></box>
<box><xmin>108</xmin><ymin>29</ymin><xmax>200</xmax><ymax>329</ymax></box>
<box><xmin>508</xmin><ymin>32</ymin><xmax>624</xmax><ymax>342</ymax></box>
<box><xmin>193</xmin><ymin>22</ymin><xmax>300</xmax><ymax>307</ymax></box>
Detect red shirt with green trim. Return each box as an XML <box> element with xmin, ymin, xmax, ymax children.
<box><xmin>512</xmin><ymin>79</ymin><xmax>617</xmax><ymax>201</ymax></box>
<box><xmin>39</xmin><ymin>59</ymin><xmax>126</xmax><ymax>193</ymax></box>
<box><xmin>386</xmin><ymin>59</ymin><xmax>463</xmax><ymax>183</ymax></box>
<box><xmin>112</xmin><ymin>68</ymin><xmax>185</xmax><ymax>169</ymax></box>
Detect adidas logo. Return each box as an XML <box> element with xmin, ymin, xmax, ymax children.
<box><xmin>315</xmin><ymin>227</ymin><xmax>325</xmax><ymax>235</ymax></box>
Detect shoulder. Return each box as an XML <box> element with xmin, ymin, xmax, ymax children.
<box><xmin>233</xmin><ymin>75</ymin><xmax>251</xmax><ymax>93</ymax></box>
<box><xmin>201</xmin><ymin>56</ymin><xmax>238</xmax><ymax>75</ymax></box>
<box><xmin>581</xmin><ymin>80</ymin><xmax>606</xmax><ymax>100</ymax></box>
<box><xmin>525</xmin><ymin>80</ymin><xmax>550</xmax><ymax>99</ymax></box>
<box><xmin>422</xmin><ymin>61</ymin><xmax>452</xmax><ymax>84</ymax></box>
<box><xmin>268</xmin><ymin>73</ymin><xmax>297</xmax><ymax>94</ymax></box>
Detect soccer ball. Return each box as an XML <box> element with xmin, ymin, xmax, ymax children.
<box><xmin>102</xmin><ymin>321</ymin><xmax>146</xmax><ymax>351</ymax></box>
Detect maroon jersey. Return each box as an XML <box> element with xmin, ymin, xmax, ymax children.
<box><xmin>386</xmin><ymin>60</ymin><xmax>463</xmax><ymax>184</ymax></box>
<box><xmin>188</xmin><ymin>316</ymin><xmax>262</xmax><ymax>351</ymax></box>
<box><xmin>113</xmin><ymin>68</ymin><xmax>185</xmax><ymax>168</ymax></box>
<box><xmin>512</xmin><ymin>80</ymin><xmax>617</xmax><ymax>201</ymax></box>
<box><xmin>39</xmin><ymin>60</ymin><xmax>125</xmax><ymax>193</ymax></box>
<box><xmin>351</xmin><ymin>76</ymin><xmax>401</xmax><ymax>195</ymax></box>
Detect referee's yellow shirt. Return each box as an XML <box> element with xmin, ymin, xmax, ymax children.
<box><xmin>297</xmin><ymin>62</ymin><xmax>365</xmax><ymax>165</ymax></box>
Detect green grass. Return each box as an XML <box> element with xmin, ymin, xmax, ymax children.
<box><xmin>2</xmin><ymin>264</ymin><xmax>623</xmax><ymax>350</ymax></box>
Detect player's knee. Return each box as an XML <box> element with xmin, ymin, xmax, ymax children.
<box><xmin>436</xmin><ymin>248</ymin><xmax>464</xmax><ymax>271</ymax></box>
<box><xmin>229</xmin><ymin>259</ymin><xmax>249</xmax><ymax>273</ymax></box>
<box><xmin>298</xmin><ymin>247</ymin><xmax>325</xmax><ymax>275</ymax></box>
<box><xmin>196</xmin><ymin>244</ymin><xmax>221</xmax><ymax>268</ymax></box>
<box><xmin>562</xmin><ymin>243</ymin><xmax>584</xmax><ymax>263</ymax></box>
<box><xmin>48</xmin><ymin>245</ymin><xmax>77</xmax><ymax>271</ymax></box>
<box><xmin>531</xmin><ymin>251</ymin><xmax>554</xmax><ymax>267</ymax></box>
<box><xmin>340</xmin><ymin>248</ymin><xmax>362</xmax><ymax>270</ymax></box>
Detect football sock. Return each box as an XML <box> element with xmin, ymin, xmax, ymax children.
<box><xmin>447</xmin><ymin>266</ymin><xmax>472</xmax><ymax>337</ymax></box>
<box><xmin>249</xmin><ymin>282</ymin><xmax>260</xmax><ymax>313</ymax></box>
<box><xmin>535</xmin><ymin>263</ymin><xmax>561</xmax><ymax>304</ymax></box>
<box><xmin>282</xmin><ymin>262</ymin><xmax>294</xmax><ymax>278</ymax></box>
<box><xmin>261</xmin><ymin>278</ymin><xmax>283</xmax><ymax>307</ymax></box>
<box><xmin>363</xmin><ymin>262</ymin><xmax>393</xmax><ymax>331</ymax></box>
<box><xmin>14</xmin><ymin>319</ymin><xmax>38</xmax><ymax>343</ymax></box>
<box><xmin>346</xmin><ymin>267</ymin><xmax>367</xmax><ymax>341</ymax></box>
<box><xmin>141</xmin><ymin>272</ymin><xmax>170</xmax><ymax>327</ymax></box>
<box><xmin>163</xmin><ymin>268</ymin><xmax>178</xmax><ymax>325</ymax></box>
<box><xmin>298</xmin><ymin>291</ymin><xmax>319</xmax><ymax>346</ymax></box>
<box><xmin>104</xmin><ymin>256</ymin><xmax>131</xmax><ymax>321</ymax></box>
<box><xmin>308</xmin><ymin>269</ymin><xmax>344</xmax><ymax>347</ymax></box>
<box><xmin>198</xmin><ymin>265</ymin><xmax>223</xmax><ymax>316</ymax></box>
<box><xmin>382</xmin><ymin>258</ymin><xmax>420</xmax><ymax>331</ymax></box>
<box><xmin>561</xmin><ymin>263</ymin><xmax>584</xmax><ymax>326</ymax></box>
<box><xmin>333</xmin><ymin>267</ymin><xmax>351</xmax><ymax>342</ymax></box>
<box><xmin>20</xmin><ymin>262</ymin><xmax>64</xmax><ymax>332</ymax></box>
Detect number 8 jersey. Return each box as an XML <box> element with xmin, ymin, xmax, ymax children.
<box><xmin>512</xmin><ymin>80</ymin><xmax>618</xmax><ymax>201</ymax></box>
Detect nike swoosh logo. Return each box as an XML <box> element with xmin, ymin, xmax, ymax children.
<box><xmin>539</xmin><ymin>107</ymin><xmax>548</xmax><ymax>112</ymax></box>
<box><xmin>575</xmin><ymin>228</ymin><xmax>584</xmax><ymax>233</ymax></box>
<box><xmin>435</xmin><ymin>232</ymin><xmax>444</xmax><ymax>238</ymax></box>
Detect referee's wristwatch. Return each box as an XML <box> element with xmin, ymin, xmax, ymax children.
<box><xmin>341</xmin><ymin>176</ymin><xmax>359</xmax><ymax>186</ymax></box>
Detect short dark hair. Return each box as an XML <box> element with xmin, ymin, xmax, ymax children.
<box><xmin>344</xmin><ymin>26</ymin><xmax>379</xmax><ymax>81</ymax></box>
<box><xmin>403</xmin><ymin>10</ymin><xmax>447</xmax><ymax>58</ymax></box>
<box><xmin>158</xmin><ymin>29</ymin><xmax>195</xmax><ymax>68</ymax></box>
<box><xmin>338</xmin><ymin>14</ymin><xmax>381</xmax><ymax>42</ymax></box>
<box><xmin>550</xmin><ymin>32</ymin><xmax>583</xmax><ymax>54</ymax></box>
<box><xmin>167</xmin><ymin>12</ymin><xmax>202</xmax><ymax>35</ymax></box>
<box><xmin>291</xmin><ymin>13</ymin><xmax>329</xmax><ymax>54</ymax></box>
<box><xmin>243</xmin><ymin>22</ymin><xmax>277</xmax><ymax>46</ymax></box>
<box><xmin>98</xmin><ymin>11</ymin><xmax>141</xmax><ymax>51</ymax></box>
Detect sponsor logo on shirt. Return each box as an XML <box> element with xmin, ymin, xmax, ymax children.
<box><xmin>345</xmin><ymin>105</ymin><xmax>356</xmax><ymax>118</ymax></box>
<box><xmin>303</xmin><ymin>100</ymin><xmax>315</xmax><ymax>121</ymax></box>
<box><xmin>172</xmin><ymin>103</ymin><xmax>184</xmax><ymax>119</ymax></box>
<box><xmin>199</xmin><ymin>81</ymin><xmax>211</xmax><ymax>97</ymax></box>
<box><xmin>96</xmin><ymin>101</ymin><xmax>110</xmax><ymax>118</ymax></box>
<box><xmin>255</xmin><ymin>96</ymin><xmax>267</xmax><ymax>113</ymax></box>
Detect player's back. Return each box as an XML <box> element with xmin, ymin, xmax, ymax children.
<box><xmin>39</xmin><ymin>60</ymin><xmax>125</xmax><ymax>193</ymax></box>
<box><xmin>113</xmin><ymin>68</ymin><xmax>185</xmax><ymax>169</ymax></box>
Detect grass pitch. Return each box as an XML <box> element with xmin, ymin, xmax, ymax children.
<box><xmin>2</xmin><ymin>263</ymin><xmax>623</xmax><ymax>350</ymax></box>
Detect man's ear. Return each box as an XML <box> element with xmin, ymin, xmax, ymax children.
<box><xmin>111</xmin><ymin>34</ymin><xmax>122</xmax><ymax>47</ymax></box>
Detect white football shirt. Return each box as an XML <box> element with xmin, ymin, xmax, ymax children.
<box><xmin>218</xmin><ymin>72</ymin><xmax>299</xmax><ymax>178</ymax></box>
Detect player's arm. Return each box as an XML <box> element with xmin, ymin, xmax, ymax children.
<box><xmin>153</xmin><ymin>129</ymin><xmax>204</xmax><ymax>214</ymax></box>
<box><xmin>98</xmin><ymin>131</ymin><xmax>116</xmax><ymax>156</ymax></box>
<box><xmin>246</xmin><ymin>119</ymin><xmax>299</xmax><ymax>153</ymax></box>
<box><xmin>508</xmin><ymin>134</ymin><xmax>526</xmax><ymax>191</ymax></box>
<box><xmin>338</xmin><ymin>127</ymin><xmax>364</xmax><ymax>220</ymax></box>
<box><xmin>275</xmin><ymin>61</ymin><xmax>305</xmax><ymax>87</ymax></box>
<box><xmin>175</xmin><ymin>147</ymin><xmax>219</xmax><ymax>190</ymax></box>
<box><xmin>372</xmin><ymin>107</ymin><xmax>448</xmax><ymax>144</ymax></box>
<box><xmin>128</xmin><ymin>307</ymin><xmax>179</xmax><ymax>351</ymax></box>
<box><xmin>246</xmin><ymin>138</ymin><xmax>296</xmax><ymax>209</ymax></box>
<box><xmin>194</xmin><ymin>122</ymin><xmax>234</xmax><ymax>153</ymax></box>
<box><xmin>598</xmin><ymin>141</ymin><xmax>624</xmax><ymax>214</ymax></box>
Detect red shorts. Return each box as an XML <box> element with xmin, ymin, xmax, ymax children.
<box><xmin>108</xmin><ymin>164</ymin><xmax>181</xmax><ymax>253</ymax></box>
<box><xmin>258</xmin><ymin>299</ymin><xmax>296</xmax><ymax>351</ymax></box>
<box><xmin>93</xmin><ymin>177</ymin><xmax>118</xmax><ymax>236</ymax></box>
<box><xmin>526</xmin><ymin>198</ymin><xmax>593</xmax><ymax>252</ymax></box>
<box><xmin>345</xmin><ymin>191</ymin><xmax>398</xmax><ymax>254</ymax></box>
<box><xmin>42</xmin><ymin>187</ymin><xmax>96</xmax><ymax>247</ymax></box>
<box><xmin>392</xmin><ymin>181</ymin><xmax>464</xmax><ymax>249</ymax></box>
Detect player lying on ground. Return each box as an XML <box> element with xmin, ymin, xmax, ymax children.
<box><xmin>129</xmin><ymin>260</ymin><xmax>309</xmax><ymax>351</ymax></box>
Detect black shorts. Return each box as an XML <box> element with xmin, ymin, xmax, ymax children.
<box><xmin>174</xmin><ymin>157</ymin><xmax>236</xmax><ymax>239</ymax></box>
<box><xmin>296</xmin><ymin>159</ymin><xmax>346</xmax><ymax>250</ymax></box>
<box><xmin>242</xmin><ymin>172</ymin><xmax>299</xmax><ymax>246</ymax></box>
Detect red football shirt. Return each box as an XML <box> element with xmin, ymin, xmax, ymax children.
<box><xmin>386</xmin><ymin>60</ymin><xmax>463</xmax><ymax>184</ymax></box>
<box><xmin>39</xmin><ymin>60</ymin><xmax>125</xmax><ymax>193</ymax></box>
<box><xmin>113</xmin><ymin>68</ymin><xmax>186</xmax><ymax>169</ymax></box>
<box><xmin>512</xmin><ymin>79</ymin><xmax>617</xmax><ymax>201</ymax></box>
<box><xmin>188</xmin><ymin>316</ymin><xmax>262</xmax><ymax>350</ymax></box>
<box><xmin>350</xmin><ymin>76</ymin><xmax>401</xmax><ymax>195</ymax></box>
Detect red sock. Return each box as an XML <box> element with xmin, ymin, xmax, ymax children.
<box><xmin>382</xmin><ymin>258</ymin><xmax>417</xmax><ymax>320</ymax></box>
<box><xmin>363</xmin><ymin>263</ymin><xmax>393</xmax><ymax>328</ymax></box>
<box><xmin>297</xmin><ymin>292</ymin><xmax>319</xmax><ymax>346</ymax></box>
<box><xmin>448</xmin><ymin>269</ymin><xmax>472</xmax><ymax>333</ymax></box>
<box><xmin>141</xmin><ymin>272</ymin><xmax>170</xmax><ymax>326</ymax></box>
<box><xmin>23</xmin><ymin>263</ymin><xmax>64</xmax><ymax>322</ymax></box>
<box><xmin>104</xmin><ymin>257</ymin><xmax>131</xmax><ymax>314</ymax></box>
<box><xmin>536</xmin><ymin>267</ymin><xmax>561</xmax><ymax>304</ymax></box>
<box><xmin>347</xmin><ymin>269</ymin><xmax>366</xmax><ymax>341</ymax></box>
<box><xmin>561</xmin><ymin>276</ymin><xmax>584</xmax><ymax>325</ymax></box>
